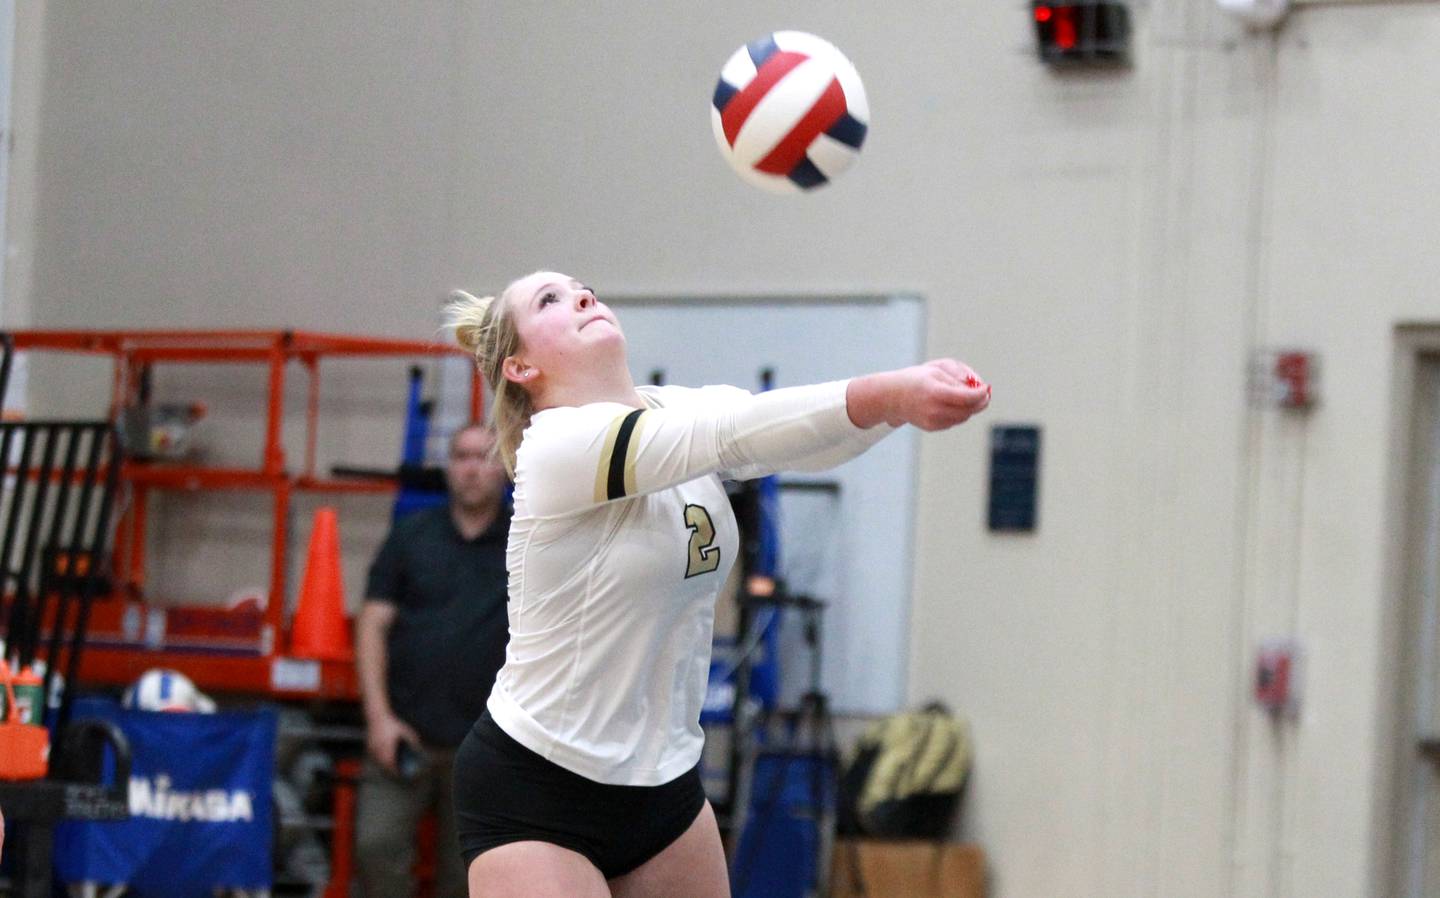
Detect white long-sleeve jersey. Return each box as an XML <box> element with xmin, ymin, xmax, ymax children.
<box><xmin>486</xmin><ymin>379</ymin><xmax>893</xmax><ymax>785</ymax></box>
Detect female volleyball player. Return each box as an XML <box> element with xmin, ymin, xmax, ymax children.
<box><xmin>448</xmin><ymin>271</ymin><xmax>990</xmax><ymax>898</ymax></box>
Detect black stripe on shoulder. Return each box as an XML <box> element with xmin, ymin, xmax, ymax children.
<box><xmin>606</xmin><ymin>409</ymin><xmax>645</xmax><ymax>500</ymax></box>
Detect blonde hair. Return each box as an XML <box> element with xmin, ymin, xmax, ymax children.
<box><xmin>446</xmin><ymin>284</ymin><xmax>529</xmax><ymax>477</ymax></box>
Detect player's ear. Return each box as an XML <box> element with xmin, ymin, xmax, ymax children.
<box><xmin>502</xmin><ymin>355</ymin><xmax>538</xmax><ymax>386</ymax></box>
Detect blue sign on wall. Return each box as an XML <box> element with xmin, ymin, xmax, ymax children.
<box><xmin>988</xmin><ymin>425</ymin><xmax>1041</xmax><ymax>532</ymax></box>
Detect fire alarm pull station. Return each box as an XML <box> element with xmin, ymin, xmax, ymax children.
<box><xmin>1250</xmin><ymin>349</ymin><xmax>1319</xmax><ymax>411</ymax></box>
<box><xmin>1255</xmin><ymin>639</ymin><xmax>1300</xmax><ymax>716</ymax></box>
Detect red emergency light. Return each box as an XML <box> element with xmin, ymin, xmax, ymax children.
<box><xmin>1032</xmin><ymin>1</ymin><xmax>1131</xmax><ymax>66</ymax></box>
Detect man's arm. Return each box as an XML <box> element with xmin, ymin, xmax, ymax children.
<box><xmin>356</xmin><ymin>599</ymin><xmax>419</xmax><ymax>773</ymax></box>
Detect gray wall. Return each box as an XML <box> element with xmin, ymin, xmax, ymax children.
<box><xmin>11</xmin><ymin>1</ymin><xmax>1440</xmax><ymax>896</ymax></box>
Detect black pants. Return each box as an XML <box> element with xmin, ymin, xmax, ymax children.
<box><xmin>453</xmin><ymin>713</ymin><xmax>708</xmax><ymax>879</ymax></box>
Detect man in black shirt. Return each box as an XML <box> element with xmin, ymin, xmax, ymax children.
<box><xmin>355</xmin><ymin>423</ymin><xmax>509</xmax><ymax>898</ymax></box>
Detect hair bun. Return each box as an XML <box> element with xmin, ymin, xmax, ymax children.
<box><xmin>446</xmin><ymin>289</ymin><xmax>495</xmax><ymax>355</ymax></box>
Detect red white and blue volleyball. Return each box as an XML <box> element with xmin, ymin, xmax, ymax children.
<box><xmin>711</xmin><ymin>31</ymin><xmax>869</xmax><ymax>194</ymax></box>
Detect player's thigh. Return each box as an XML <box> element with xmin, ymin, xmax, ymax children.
<box><xmin>468</xmin><ymin>840</ymin><xmax>611</xmax><ymax>898</ymax></box>
<box><xmin>608</xmin><ymin>802</ymin><xmax>730</xmax><ymax>898</ymax></box>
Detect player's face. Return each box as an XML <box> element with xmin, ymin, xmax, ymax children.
<box><xmin>505</xmin><ymin>271</ymin><xmax>625</xmax><ymax>378</ymax></box>
<box><xmin>446</xmin><ymin>426</ymin><xmax>506</xmax><ymax>511</ymax></box>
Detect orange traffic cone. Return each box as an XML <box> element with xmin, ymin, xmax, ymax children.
<box><xmin>291</xmin><ymin>506</ymin><xmax>353</xmax><ymax>661</ymax></box>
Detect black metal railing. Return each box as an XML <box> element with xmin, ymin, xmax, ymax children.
<box><xmin>0</xmin><ymin>332</ymin><xmax>123</xmax><ymax>733</ymax></box>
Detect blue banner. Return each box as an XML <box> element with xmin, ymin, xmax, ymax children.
<box><xmin>54</xmin><ymin>697</ymin><xmax>276</xmax><ymax>896</ymax></box>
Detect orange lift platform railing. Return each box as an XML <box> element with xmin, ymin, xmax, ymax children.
<box><xmin>8</xmin><ymin>329</ymin><xmax>482</xmax><ymax>701</ymax></box>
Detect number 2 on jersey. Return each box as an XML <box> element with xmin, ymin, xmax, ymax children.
<box><xmin>684</xmin><ymin>504</ymin><xmax>721</xmax><ymax>578</ymax></box>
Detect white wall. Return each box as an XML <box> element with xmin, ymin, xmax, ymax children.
<box><xmin>1261</xmin><ymin>9</ymin><xmax>1440</xmax><ymax>897</ymax></box>
<box><xmin>17</xmin><ymin>1</ymin><xmax>1440</xmax><ymax>896</ymax></box>
<box><xmin>1</xmin><ymin>0</ymin><xmax>42</xmax><ymax>332</ymax></box>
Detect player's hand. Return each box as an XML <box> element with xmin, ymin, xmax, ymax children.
<box><xmin>846</xmin><ymin>360</ymin><xmax>991</xmax><ymax>430</ymax></box>
<box><xmin>889</xmin><ymin>360</ymin><xmax>991</xmax><ymax>431</ymax></box>
<box><xmin>367</xmin><ymin>711</ymin><xmax>421</xmax><ymax>774</ymax></box>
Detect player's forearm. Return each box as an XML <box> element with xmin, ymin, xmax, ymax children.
<box><xmin>719</xmin><ymin>380</ymin><xmax>881</xmax><ymax>467</ymax></box>
<box><xmin>719</xmin><ymin>378</ymin><xmax>894</xmax><ymax>480</ymax></box>
<box><xmin>845</xmin><ymin>372</ymin><xmax>906</xmax><ymax>429</ymax></box>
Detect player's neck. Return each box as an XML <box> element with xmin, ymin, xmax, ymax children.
<box><xmin>537</xmin><ymin>365</ymin><xmax>643</xmax><ymax>411</ymax></box>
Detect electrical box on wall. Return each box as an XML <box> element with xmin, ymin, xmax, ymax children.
<box><xmin>1032</xmin><ymin>0</ymin><xmax>1131</xmax><ymax>67</ymax></box>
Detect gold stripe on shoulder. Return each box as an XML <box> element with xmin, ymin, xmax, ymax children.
<box><xmin>593</xmin><ymin>414</ymin><xmax>628</xmax><ymax>504</ymax></box>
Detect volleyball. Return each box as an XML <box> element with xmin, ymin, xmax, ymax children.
<box><xmin>123</xmin><ymin>667</ymin><xmax>217</xmax><ymax>713</ymax></box>
<box><xmin>710</xmin><ymin>31</ymin><xmax>869</xmax><ymax>193</ymax></box>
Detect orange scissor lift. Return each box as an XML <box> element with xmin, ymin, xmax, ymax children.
<box><xmin>10</xmin><ymin>329</ymin><xmax>482</xmax><ymax>701</ymax></box>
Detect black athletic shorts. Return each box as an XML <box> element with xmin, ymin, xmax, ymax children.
<box><xmin>453</xmin><ymin>711</ymin><xmax>708</xmax><ymax>879</ymax></box>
